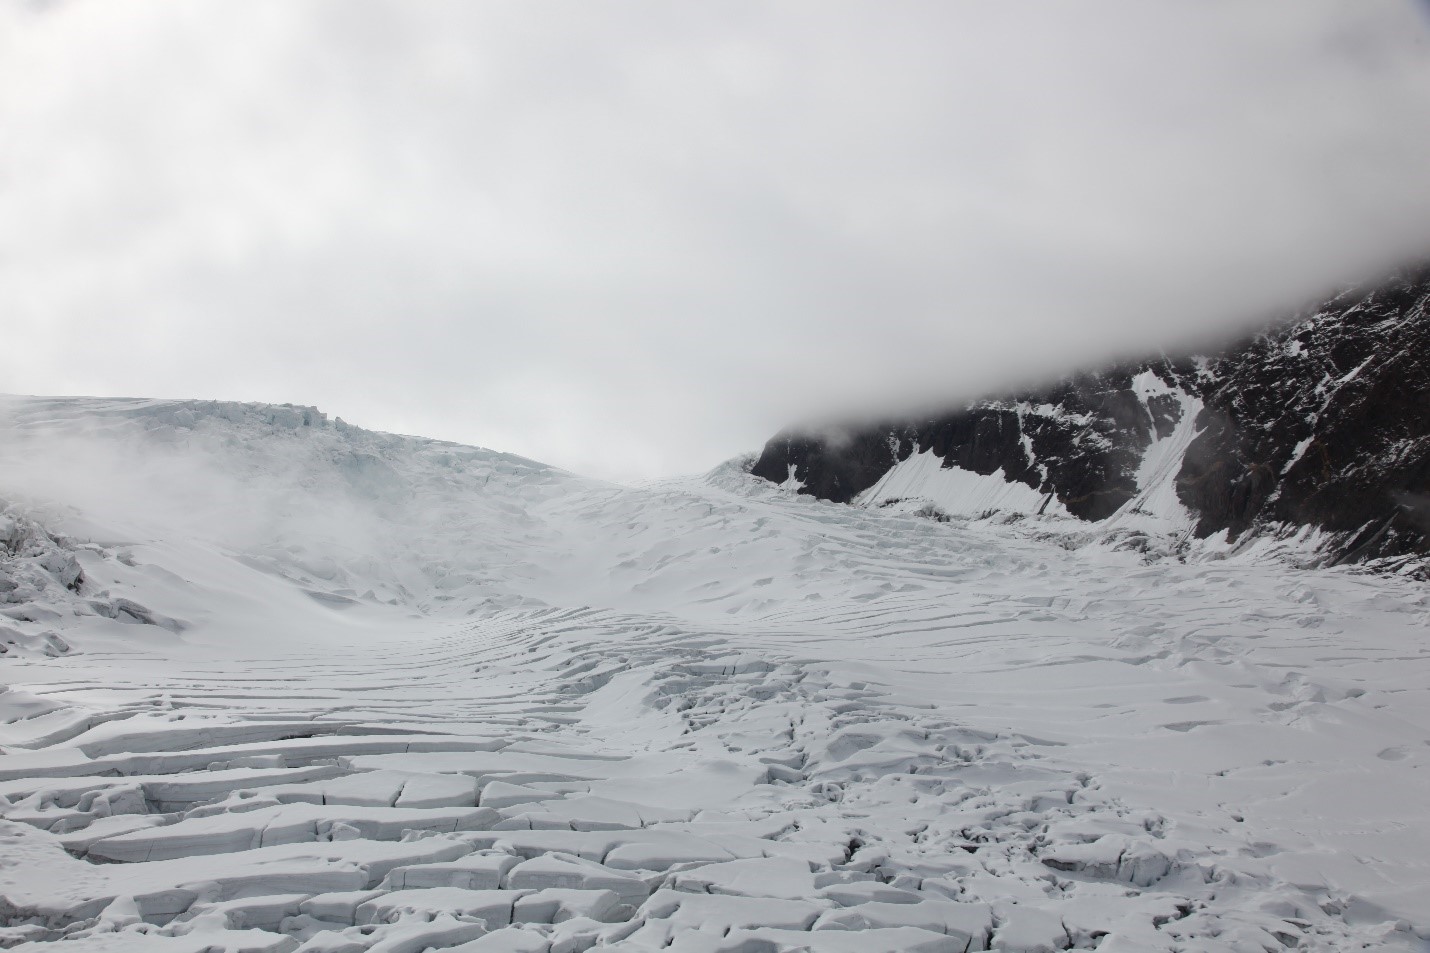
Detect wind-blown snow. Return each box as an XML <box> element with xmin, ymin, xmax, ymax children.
<box><xmin>1</xmin><ymin>397</ymin><xmax>1428</xmax><ymax>952</ymax></box>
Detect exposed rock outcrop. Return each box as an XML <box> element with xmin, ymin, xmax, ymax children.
<box><xmin>752</xmin><ymin>264</ymin><xmax>1430</xmax><ymax>566</ymax></box>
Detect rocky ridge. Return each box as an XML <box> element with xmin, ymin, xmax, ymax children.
<box><xmin>752</xmin><ymin>265</ymin><xmax>1430</xmax><ymax>570</ymax></box>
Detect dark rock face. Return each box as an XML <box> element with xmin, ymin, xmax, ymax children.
<box><xmin>752</xmin><ymin>358</ymin><xmax>1201</xmax><ymax>521</ymax></box>
<box><xmin>1177</xmin><ymin>269</ymin><xmax>1430</xmax><ymax>562</ymax></box>
<box><xmin>752</xmin><ymin>265</ymin><xmax>1430</xmax><ymax>565</ymax></box>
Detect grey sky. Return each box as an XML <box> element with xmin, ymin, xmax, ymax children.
<box><xmin>4</xmin><ymin>1</ymin><xmax>1430</xmax><ymax>480</ymax></box>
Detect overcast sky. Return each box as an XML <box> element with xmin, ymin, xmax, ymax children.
<box><xmin>3</xmin><ymin>1</ymin><xmax>1430</xmax><ymax>480</ymax></box>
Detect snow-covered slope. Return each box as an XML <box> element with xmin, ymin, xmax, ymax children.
<box><xmin>753</xmin><ymin>265</ymin><xmax>1430</xmax><ymax>571</ymax></box>
<box><xmin>2</xmin><ymin>397</ymin><xmax>1429</xmax><ymax>951</ymax></box>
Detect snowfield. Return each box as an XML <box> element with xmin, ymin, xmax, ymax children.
<box><xmin>1</xmin><ymin>396</ymin><xmax>1428</xmax><ymax>952</ymax></box>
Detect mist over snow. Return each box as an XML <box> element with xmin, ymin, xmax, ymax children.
<box><xmin>2</xmin><ymin>395</ymin><xmax>1429</xmax><ymax>951</ymax></box>
<box><xmin>3</xmin><ymin>9</ymin><xmax>1430</xmax><ymax>949</ymax></box>
<box><xmin>4</xmin><ymin>1</ymin><xmax>1430</xmax><ymax>478</ymax></box>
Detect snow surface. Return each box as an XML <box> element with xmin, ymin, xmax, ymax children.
<box><xmin>855</xmin><ymin>452</ymin><xmax>1068</xmax><ymax>520</ymax></box>
<box><xmin>1</xmin><ymin>396</ymin><xmax>1429</xmax><ymax>952</ymax></box>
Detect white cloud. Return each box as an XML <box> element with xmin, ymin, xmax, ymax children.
<box><xmin>3</xmin><ymin>0</ymin><xmax>1430</xmax><ymax>479</ymax></box>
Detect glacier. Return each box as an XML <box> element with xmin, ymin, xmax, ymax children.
<box><xmin>0</xmin><ymin>395</ymin><xmax>1428</xmax><ymax>951</ymax></box>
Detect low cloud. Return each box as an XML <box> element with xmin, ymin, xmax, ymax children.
<box><xmin>4</xmin><ymin>1</ymin><xmax>1430</xmax><ymax>479</ymax></box>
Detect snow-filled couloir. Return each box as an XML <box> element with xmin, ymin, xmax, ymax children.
<box><xmin>1</xmin><ymin>395</ymin><xmax>1428</xmax><ymax>952</ymax></box>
